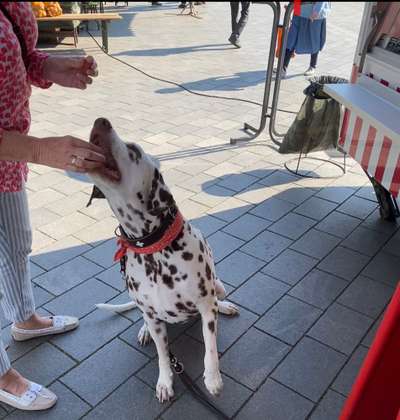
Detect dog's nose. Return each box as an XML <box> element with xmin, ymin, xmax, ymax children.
<box><xmin>94</xmin><ymin>118</ymin><xmax>112</xmax><ymax>130</ymax></box>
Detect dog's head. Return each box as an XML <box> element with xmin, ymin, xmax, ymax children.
<box><xmin>87</xmin><ymin>118</ymin><xmax>174</xmax><ymax>236</ymax></box>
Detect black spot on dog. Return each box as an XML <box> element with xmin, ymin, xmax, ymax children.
<box><xmin>182</xmin><ymin>274</ymin><xmax>188</xmax><ymax>280</ymax></box>
<box><xmin>162</xmin><ymin>275</ymin><xmax>174</xmax><ymax>289</ymax></box>
<box><xmin>117</xmin><ymin>207</ymin><xmax>124</xmax><ymax>217</ymax></box>
<box><xmin>176</xmin><ymin>302</ymin><xmax>187</xmax><ymax>311</ymax></box>
<box><xmin>146</xmin><ymin>311</ymin><xmax>154</xmax><ymax>319</ymax></box>
<box><xmin>186</xmin><ymin>301</ymin><xmax>194</xmax><ymax>307</ymax></box>
<box><xmin>136</xmin><ymin>299</ymin><xmax>144</xmax><ymax>306</ymax></box>
<box><xmin>163</xmin><ymin>335</ymin><xmax>168</xmax><ymax>344</ymax></box>
<box><xmin>182</xmin><ymin>252</ymin><xmax>193</xmax><ymax>261</ymax></box>
<box><xmin>132</xmin><ymin>280</ymin><xmax>140</xmax><ymax>291</ymax></box>
<box><xmin>159</xmin><ymin>188</ymin><xmax>173</xmax><ymax>204</ymax></box>
<box><xmin>212</xmin><ymin>308</ymin><xmax>217</xmax><ymax>317</ymax></box>
<box><xmin>208</xmin><ymin>321</ymin><xmax>215</xmax><ymax>333</ymax></box>
<box><xmin>155</xmin><ymin>327</ymin><xmax>162</xmax><ymax>334</ymax></box>
<box><xmin>176</xmin><ymin>293</ymin><xmax>181</xmax><ymax>299</ymax></box>
<box><xmin>205</xmin><ymin>263</ymin><xmax>212</xmax><ymax>280</ymax></box>
<box><xmin>169</xmin><ymin>265</ymin><xmax>177</xmax><ymax>275</ymax></box>
<box><xmin>127</xmin><ymin>213</ymin><xmax>133</xmax><ymax>221</ymax></box>
<box><xmin>199</xmin><ymin>278</ymin><xmax>207</xmax><ymax>297</ymax></box>
<box><xmin>166</xmin><ymin>311</ymin><xmax>177</xmax><ymax>317</ymax></box>
<box><xmin>211</xmin><ymin>289</ymin><xmax>215</xmax><ymax>296</ymax></box>
<box><xmin>125</xmin><ymin>222</ymin><xmax>138</xmax><ymax>234</ymax></box>
<box><xmin>137</xmin><ymin>192</ymin><xmax>143</xmax><ymax>201</ymax></box>
<box><xmin>199</xmin><ymin>241</ymin><xmax>204</xmax><ymax>253</ymax></box>
<box><xmin>198</xmin><ymin>255</ymin><xmax>203</xmax><ymax>263</ymax></box>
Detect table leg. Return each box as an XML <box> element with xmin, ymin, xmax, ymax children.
<box><xmin>101</xmin><ymin>21</ymin><xmax>109</xmax><ymax>53</ymax></box>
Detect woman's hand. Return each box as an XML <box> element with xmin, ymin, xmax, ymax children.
<box><xmin>42</xmin><ymin>56</ymin><xmax>98</xmax><ymax>89</ymax></box>
<box><xmin>32</xmin><ymin>135</ymin><xmax>106</xmax><ymax>172</ymax></box>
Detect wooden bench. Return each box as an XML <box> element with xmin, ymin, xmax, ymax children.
<box><xmin>36</xmin><ymin>13</ymin><xmax>122</xmax><ymax>53</ymax></box>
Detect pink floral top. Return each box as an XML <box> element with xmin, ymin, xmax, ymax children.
<box><xmin>0</xmin><ymin>2</ymin><xmax>52</xmax><ymax>192</ymax></box>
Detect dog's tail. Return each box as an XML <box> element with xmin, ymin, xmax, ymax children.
<box><xmin>95</xmin><ymin>302</ymin><xmax>136</xmax><ymax>313</ymax></box>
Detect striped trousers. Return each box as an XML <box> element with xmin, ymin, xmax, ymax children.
<box><xmin>0</xmin><ymin>187</ymin><xmax>35</xmax><ymax>375</ymax></box>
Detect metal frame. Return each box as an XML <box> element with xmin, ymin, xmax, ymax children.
<box><xmin>230</xmin><ymin>2</ymin><xmax>293</xmax><ymax>145</ymax></box>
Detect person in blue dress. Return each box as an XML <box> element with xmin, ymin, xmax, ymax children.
<box><xmin>282</xmin><ymin>2</ymin><xmax>331</xmax><ymax>78</ymax></box>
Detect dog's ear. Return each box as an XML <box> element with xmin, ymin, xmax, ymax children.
<box><xmin>86</xmin><ymin>185</ymin><xmax>106</xmax><ymax>207</ymax></box>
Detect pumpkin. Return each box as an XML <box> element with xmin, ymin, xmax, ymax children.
<box><xmin>43</xmin><ymin>2</ymin><xmax>63</xmax><ymax>17</ymax></box>
<box><xmin>31</xmin><ymin>2</ymin><xmax>47</xmax><ymax>18</ymax></box>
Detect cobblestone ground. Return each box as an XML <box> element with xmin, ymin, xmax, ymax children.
<box><xmin>2</xmin><ymin>2</ymin><xmax>399</xmax><ymax>419</ymax></box>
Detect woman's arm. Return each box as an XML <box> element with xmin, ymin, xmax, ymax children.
<box><xmin>0</xmin><ymin>129</ymin><xmax>105</xmax><ymax>173</ymax></box>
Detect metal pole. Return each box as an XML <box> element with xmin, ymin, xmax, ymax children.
<box><xmin>230</xmin><ymin>2</ymin><xmax>281</xmax><ymax>145</ymax></box>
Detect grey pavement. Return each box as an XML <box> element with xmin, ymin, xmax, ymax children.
<box><xmin>2</xmin><ymin>2</ymin><xmax>399</xmax><ymax>419</ymax></box>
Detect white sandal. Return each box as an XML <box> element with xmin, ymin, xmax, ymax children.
<box><xmin>11</xmin><ymin>316</ymin><xmax>79</xmax><ymax>342</ymax></box>
<box><xmin>0</xmin><ymin>381</ymin><xmax>57</xmax><ymax>411</ymax></box>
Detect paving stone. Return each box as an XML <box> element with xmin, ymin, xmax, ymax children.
<box><xmin>274</xmin><ymin>185</ymin><xmax>316</xmax><ymax>206</ymax></box>
<box><xmin>83</xmin><ymin>239</ymin><xmax>116</xmax><ymax>268</ymax></box>
<box><xmin>342</xmin><ymin>226</ymin><xmax>391</xmax><ymax>257</ymax></box>
<box><xmin>362</xmin><ymin>314</ymin><xmax>383</xmax><ymax>348</ymax></box>
<box><xmin>337</xmin><ymin>196</ymin><xmax>377</xmax><ymax>220</ymax></box>
<box><xmin>191</xmin><ymin>185</ymin><xmax>233</xmax><ymax>208</ymax></box>
<box><xmin>179</xmin><ymin>199</ymin><xmax>210</xmax><ymax>220</ymax></box>
<box><xmin>289</xmin><ymin>269</ymin><xmax>348</xmax><ymax>310</ymax></box>
<box><xmin>220</xmin><ymin>327</ymin><xmax>289</xmax><ymax>390</ymax></box>
<box><xmin>222</xmin><ymin>213</ymin><xmax>271</xmax><ymax>241</ymax></box>
<box><xmin>209</xmin><ymin>197</ymin><xmax>253</xmax><ymax>222</ymax></box>
<box><xmin>317</xmin><ymin>246</ymin><xmax>370</xmax><ymax>281</ymax></box>
<box><xmin>294</xmin><ymin>196</ymin><xmax>337</xmax><ymax>221</ymax></box>
<box><xmin>61</xmin><ymin>339</ymin><xmax>148</xmax><ymax>406</ymax></box>
<box><xmin>271</xmin><ymin>337</ymin><xmax>346</xmax><ymax>402</ymax></box>
<box><xmin>362</xmin><ymin>252</ymin><xmax>400</xmax><ymax>288</ymax></box>
<box><xmin>190</xmin><ymin>214</ymin><xmax>227</xmax><ymax>238</ymax></box>
<box><xmin>84</xmin><ymin>376</ymin><xmax>165</xmax><ymax>420</ymax></box>
<box><xmin>268</xmin><ymin>212</ymin><xmax>316</xmax><ymax>240</ymax></box>
<box><xmin>186</xmin><ymin>305</ymin><xmax>258</xmax><ymax>353</ymax></box>
<box><xmin>315</xmin><ymin>186</ymin><xmax>355</xmax><ymax>204</ymax></box>
<box><xmin>51</xmin><ymin>309</ymin><xmax>131</xmax><ymax>361</ymax></box>
<box><xmin>332</xmin><ymin>346</ymin><xmax>369</xmax><ymax>396</ymax></box>
<box><xmin>249</xmin><ymin>197</ymin><xmax>297</xmax><ymax>222</ymax></box>
<box><xmin>308</xmin><ymin>303</ymin><xmax>373</xmax><ymax>355</ymax></box>
<box><xmin>13</xmin><ymin>343</ymin><xmax>75</xmax><ymax>386</ymax></box>
<box><xmin>361</xmin><ymin>208</ymin><xmax>400</xmax><ymax>235</ymax></box>
<box><xmin>27</xmin><ymin>188</ymin><xmax>65</xmax><ymax>211</ymax></box>
<box><xmin>217</xmin><ymin>172</ymin><xmax>259</xmax><ymax>192</ymax></box>
<box><xmin>216</xmin><ymin>250</ymin><xmax>265</xmax><ymax>288</ymax></box>
<box><xmin>206</xmin><ymin>231</ymin><xmax>244</xmax><ymax>263</ymax></box>
<box><xmin>259</xmin><ymin>170</ymin><xmax>300</xmax><ymax>190</ymax></box>
<box><xmin>44</xmin><ymin>278</ymin><xmax>119</xmax><ymax>319</ymax></box>
<box><xmin>382</xmin><ymin>230</ymin><xmax>400</xmax><ymax>257</ymax></box>
<box><xmin>30</xmin><ymin>261</ymin><xmax>45</xmax><ymax>279</ymax></box>
<box><xmin>73</xmin><ymin>217</ymin><xmax>117</xmax><ymax>245</ymax></box>
<box><xmin>7</xmin><ymin>381</ymin><xmax>91</xmax><ymax>420</ymax></box>
<box><xmin>338</xmin><ymin>275</ymin><xmax>394</xmax><ymax>318</ymax></box>
<box><xmin>95</xmin><ymin>263</ymin><xmax>126</xmax><ymax>292</ymax></box>
<box><xmin>262</xmin><ymin>249</ymin><xmax>318</xmax><ymax>285</ymax></box>
<box><xmin>315</xmin><ymin>211</ymin><xmax>361</xmax><ymax>238</ymax></box>
<box><xmin>256</xmin><ymin>296</ymin><xmax>322</xmax><ymax>345</ymax></box>
<box><xmin>31</xmin><ymin>235</ymin><xmax>91</xmax><ymax>270</ymax></box>
<box><xmin>29</xmin><ymin>207</ymin><xmax>60</xmax><ymax>229</ymax></box>
<box><xmin>32</xmin><ymin>229</ymin><xmax>56</xmax><ymax>252</ymax></box>
<box><xmin>229</xmin><ymin>272</ymin><xmax>289</xmax><ymax>315</ymax></box>
<box><xmin>45</xmin><ymin>191</ymin><xmax>89</xmax><ymax>217</ymax></box>
<box><xmin>310</xmin><ymin>390</ymin><xmax>347</xmax><ymax>420</ymax></box>
<box><xmin>38</xmin><ymin>212</ymin><xmax>96</xmax><ymax>241</ymax></box>
<box><xmin>163</xmin><ymin>374</ymin><xmax>252</xmax><ymax>420</ymax></box>
<box><xmin>34</xmin><ymin>256</ymin><xmax>103</xmax><ymax>296</ymax></box>
<box><xmin>241</xmin><ymin>230</ymin><xmax>292</xmax><ymax>263</ymax></box>
<box><xmin>290</xmin><ymin>229</ymin><xmax>341</xmax><ymax>260</ymax></box>
<box><xmin>237</xmin><ymin>379</ymin><xmax>314</xmax><ymax>420</ymax></box>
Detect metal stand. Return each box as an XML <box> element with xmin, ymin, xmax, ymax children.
<box><xmin>231</xmin><ymin>2</ymin><xmax>293</xmax><ymax>145</ymax></box>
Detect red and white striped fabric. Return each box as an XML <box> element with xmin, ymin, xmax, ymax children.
<box><xmin>339</xmin><ymin>109</ymin><xmax>400</xmax><ymax>197</ymax></box>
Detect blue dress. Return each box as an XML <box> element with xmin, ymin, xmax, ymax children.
<box><xmin>286</xmin><ymin>2</ymin><xmax>328</xmax><ymax>55</ymax></box>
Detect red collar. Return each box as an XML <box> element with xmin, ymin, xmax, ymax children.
<box><xmin>114</xmin><ymin>210</ymin><xmax>184</xmax><ymax>261</ymax></box>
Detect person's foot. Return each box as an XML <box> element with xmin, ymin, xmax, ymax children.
<box><xmin>11</xmin><ymin>314</ymin><xmax>79</xmax><ymax>342</ymax></box>
<box><xmin>178</xmin><ymin>3</ymin><xmax>186</xmax><ymax>8</ymax></box>
<box><xmin>228</xmin><ymin>35</ymin><xmax>241</xmax><ymax>48</ymax></box>
<box><xmin>151</xmin><ymin>1</ymin><xmax>162</xmax><ymax>5</ymax></box>
<box><xmin>0</xmin><ymin>370</ymin><xmax>57</xmax><ymax>411</ymax></box>
<box><xmin>304</xmin><ymin>66</ymin><xmax>315</xmax><ymax>76</ymax></box>
<box><xmin>280</xmin><ymin>69</ymin><xmax>287</xmax><ymax>79</ymax></box>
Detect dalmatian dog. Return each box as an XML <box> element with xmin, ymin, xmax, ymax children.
<box><xmin>87</xmin><ymin>118</ymin><xmax>239</xmax><ymax>403</ymax></box>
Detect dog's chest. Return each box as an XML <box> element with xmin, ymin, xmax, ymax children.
<box><xmin>124</xmin><ymin>222</ymin><xmax>215</xmax><ymax>323</ymax></box>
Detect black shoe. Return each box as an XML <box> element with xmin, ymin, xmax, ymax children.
<box><xmin>229</xmin><ymin>36</ymin><xmax>241</xmax><ymax>48</ymax></box>
<box><xmin>178</xmin><ymin>3</ymin><xmax>186</xmax><ymax>8</ymax></box>
<box><xmin>151</xmin><ymin>1</ymin><xmax>162</xmax><ymax>5</ymax></box>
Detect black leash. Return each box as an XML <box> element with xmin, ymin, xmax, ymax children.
<box><xmin>169</xmin><ymin>352</ymin><xmax>230</xmax><ymax>420</ymax></box>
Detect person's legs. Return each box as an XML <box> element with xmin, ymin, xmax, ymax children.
<box><xmin>230</xmin><ymin>2</ymin><xmax>239</xmax><ymax>37</ymax></box>
<box><xmin>310</xmin><ymin>52</ymin><xmax>318</xmax><ymax>69</ymax></box>
<box><xmin>235</xmin><ymin>1</ymin><xmax>250</xmax><ymax>38</ymax></box>
<box><xmin>283</xmin><ymin>48</ymin><xmax>293</xmax><ymax>71</ymax></box>
<box><xmin>0</xmin><ymin>188</ymin><xmax>35</xmax><ymax>324</ymax></box>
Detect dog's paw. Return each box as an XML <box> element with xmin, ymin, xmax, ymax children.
<box><xmin>218</xmin><ymin>300</ymin><xmax>240</xmax><ymax>316</ymax></box>
<box><xmin>156</xmin><ymin>380</ymin><xmax>174</xmax><ymax>403</ymax></box>
<box><xmin>137</xmin><ymin>323</ymin><xmax>152</xmax><ymax>346</ymax></box>
<box><xmin>204</xmin><ymin>371</ymin><xmax>223</xmax><ymax>397</ymax></box>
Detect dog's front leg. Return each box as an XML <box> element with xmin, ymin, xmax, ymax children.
<box><xmin>199</xmin><ymin>302</ymin><xmax>223</xmax><ymax>396</ymax></box>
<box><xmin>143</xmin><ymin>316</ymin><xmax>174</xmax><ymax>402</ymax></box>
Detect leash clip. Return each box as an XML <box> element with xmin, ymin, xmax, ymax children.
<box><xmin>169</xmin><ymin>353</ymin><xmax>184</xmax><ymax>374</ymax></box>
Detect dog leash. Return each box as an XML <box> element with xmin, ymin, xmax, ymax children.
<box><xmin>169</xmin><ymin>352</ymin><xmax>230</xmax><ymax>420</ymax></box>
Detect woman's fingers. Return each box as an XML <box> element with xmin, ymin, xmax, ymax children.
<box><xmin>76</xmin><ymin>148</ymin><xmax>107</xmax><ymax>163</ymax></box>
